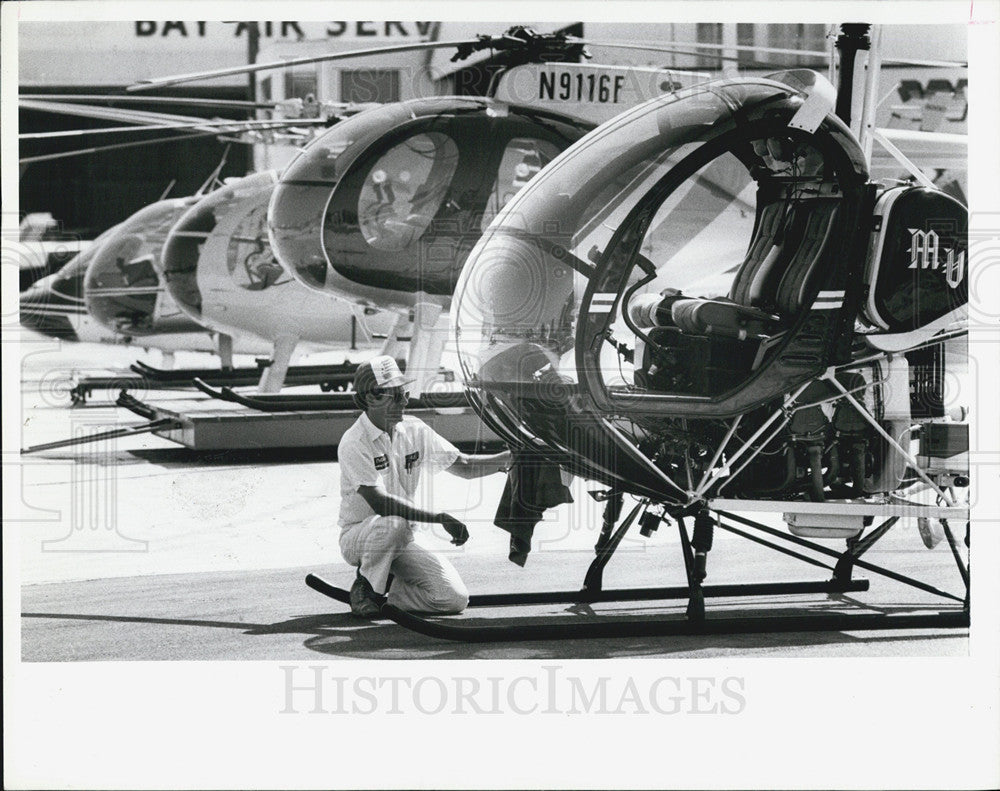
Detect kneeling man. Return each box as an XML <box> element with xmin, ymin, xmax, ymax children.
<box><xmin>338</xmin><ymin>356</ymin><xmax>510</xmax><ymax>617</ymax></box>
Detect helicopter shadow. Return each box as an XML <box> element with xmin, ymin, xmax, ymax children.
<box><xmin>20</xmin><ymin>599</ymin><xmax>965</xmax><ymax>661</ymax></box>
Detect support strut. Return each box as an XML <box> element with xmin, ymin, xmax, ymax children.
<box><xmin>832</xmin><ymin>517</ymin><xmax>899</xmax><ymax>583</ymax></box>
<box><xmin>685</xmin><ymin>509</ymin><xmax>715</xmax><ymax>622</ymax></box>
<box><xmin>717</xmin><ymin>511</ymin><xmax>965</xmax><ymax>603</ymax></box>
<box><xmin>583</xmin><ymin>500</ymin><xmax>642</xmax><ymax>593</ymax></box>
<box><xmin>594</xmin><ymin>492</ymin><xmax>624</xmax><ymax>552</ymax></box>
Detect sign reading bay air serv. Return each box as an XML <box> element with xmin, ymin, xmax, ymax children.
<box><xmin>492</xmin><ymin>63</ymin><xmax>710</xmax><ymax>125</ymax></box>
<box><xmin>18</xmin><ymin>20</ymin><xmax>440</xmax><ymax>87</ymax></box>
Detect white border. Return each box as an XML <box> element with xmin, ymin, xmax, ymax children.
<box><xmin>4</xmin><ymin>2</ymin><xmax>999</xmax><ymax>789</ymax></box>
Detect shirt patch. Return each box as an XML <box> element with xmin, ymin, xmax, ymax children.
<box><xmin>404</xmin><ymin>451</ymin><xmax>420</xmax><ymax>473</ymax></box>
<box><xmin>373</xmin><ymin>454</ymin><xmax>389</xmax><ymax>471</ymax></box>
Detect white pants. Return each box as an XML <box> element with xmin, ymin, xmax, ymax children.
<box><xmin>339</xmin><ymin>516</ymin><xmax>469</xmax><ymax>614</ymax></box>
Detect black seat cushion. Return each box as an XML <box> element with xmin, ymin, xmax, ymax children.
<box><xmin>772</xmin><ymin>201</ymin><xmax>839</xmax><ymax>316</ymax></box>
<box><xmin>671</xmin><ymin>298</ymin><xmax>781</xmax><ymax>339</ymax></box>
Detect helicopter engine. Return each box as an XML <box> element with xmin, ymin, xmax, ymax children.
<box><xmin>632</xmin><ymin>363</ymin><xmax>902</xmax><ymax>503</ymax></box>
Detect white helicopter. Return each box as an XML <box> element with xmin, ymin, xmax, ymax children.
<box><xmin>157</xmin><ymin>168</ymin><xmax>399</xmax><ymax>392</ymax></box>
<box><xmin>132</xmin><ymin>25</ymin><xmax>971</xmax><ymax>642</ymax></box>
<box><xmin>22</xmin><ymin>22</ymin><xmax>972</xmax><ymax>640</ymax></box>
<box><xmin>18</xmin><ymin>219</ymin><xmax>238</xmax><ymax>356</ymax></box>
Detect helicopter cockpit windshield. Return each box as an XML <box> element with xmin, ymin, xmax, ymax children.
<box><xmin>162</xmin><ymin>171</ymin><xmax>285</xmax><ymax>328</ymax></box>
<box><xmin>454</xmin><ymin>74</ymin><xmax>870</xmax><ymax>492</ymax></box>
<box><xmin>357</xmin><ymin>132</ymin><xmax>460</xmax><ymax>252</ymax></box>
<box><xmin>84</xmin><ymin>199</ymin><xmax>202</xmax><ymax>336</ymax></box>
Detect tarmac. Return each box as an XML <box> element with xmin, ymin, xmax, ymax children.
<box><xmin>13</xmin><ymin>335</ymin><xmax>970</xmax><ymax>661</ymax></box>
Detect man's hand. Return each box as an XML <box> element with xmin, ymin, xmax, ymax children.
<box><xmin>447</xmin><ymin>449</ymin><xmax>513</xmax><ymax>479</ymax></box>
<box><xmin>439</xmin><ymin>513</ymin><xmax>470</xmax><ymax>546</ymax></box>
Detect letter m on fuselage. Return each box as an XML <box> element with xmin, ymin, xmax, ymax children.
<box><xmin>907</xmin><ymin>228</ymin><xmax>940</xmax><ymax>269</ymax></box>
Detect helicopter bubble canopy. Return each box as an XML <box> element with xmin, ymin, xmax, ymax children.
<box><xmin>84</xmin><ymin>199</ymin><xmax>204</xmax><ymax>336</ymax></box>
<box><xmin>268</xmin><ymin>97</ymin><xmax>593</xmax><ymax>311</ymax></box>
<box><xmin>19</xmin><ymin>230</ymin><xmax>116</xmax><ymax>339</ymax></box>
<box><xmin>162</xmin><ymin>170</ymin><xmax>281</xmax><ymax>325</ymax></box>
<box><xmin>453</xmin><ymin>74</ymin><xmax>871</xmax><ymax>496</ymax></box>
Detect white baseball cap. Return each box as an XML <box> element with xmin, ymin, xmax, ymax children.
<box><xmin>354</xmin><ymin>355</ymin><xmax>413</xmax><ymax>393</ymax></box>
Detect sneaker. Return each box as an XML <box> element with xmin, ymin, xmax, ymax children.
<box><xmin>349</xmin><ymin>571</ymin><xmax>383</xmax><ymax>618</ymax></box>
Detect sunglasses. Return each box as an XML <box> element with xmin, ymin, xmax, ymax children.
<box><xmin>369</xmin><ymin>386</ymin><xmax>409</xmax><ymax>402</ymax></box>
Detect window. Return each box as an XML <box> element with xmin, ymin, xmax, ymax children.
<box><xmin>480</xmin><ymin>138</ymin><xmax>562</xmax><ymax>231</ymax></box>
<box><xmin>738</xmin><ymin>24</ymin><xmax>829</xmax><ymax>68</ymax></box>
<box><xmin>284</xmin><ymin>70</ymin><xmax>318</xmax><ymax>101</ymax></box>
<box><xmin>357</xmin><ymin>132</ymin><xmax>459</xmax><ymax>251</ymax></box>
<box><xmin>768</xmin><ymin>24</ymin><xmax>828</xmax><ymax>67</ymax></box>
<box><xmin>340</xmin><ymin>69</ymin><xmax>401</xmax><ymax>103</ymax></box>
<box><xmin>696</xmin><ymin>23</ymin><xmax>723</xmax><ymax>70</ymax></box>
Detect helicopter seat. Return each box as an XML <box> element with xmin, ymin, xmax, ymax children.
<box><xmin>669</xmin><ymin>198</ymin><xmax>839</xmax><ymax>342</ymax></box>
<box><xmin>635</xmin><ymin>197</ymin><xmax>840</xmax><ymax>395</ymax></box>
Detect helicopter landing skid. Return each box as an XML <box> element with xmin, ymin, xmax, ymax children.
<box><xmin>379</xmin><ymin>604</ymin><xmax>968</xmax><ymax>643</ymax></box>
<box><xmin>305</xmin><ymin>573</ymin><xmax>870</xmax><ymax>610</ymax></box>
<box><xmin>306</xmin><ymin>499</ymin><xmax>969</xmax><ymax>643</ymax></box>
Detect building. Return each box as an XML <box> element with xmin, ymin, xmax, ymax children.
<box><xmin>18</xmin><ymin>20</ymin><xmax>967</xmax><ymax>236</ymax></box>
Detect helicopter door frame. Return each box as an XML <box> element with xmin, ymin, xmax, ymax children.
<box><xmin>576</xmin><ymin>115</ymin><xmax>872</xmax><ymax>421</ymax></box>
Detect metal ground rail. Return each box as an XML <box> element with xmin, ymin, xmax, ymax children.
<box><xmin>69</xmin><ymin>360</ymin><xmax>361</xmax><ymax>403</ymax></box>
<box><xmin>21</xmin><ymin>417</ymin><xmax>182</xmax><ymax>454</ymax></box>
<box><xmin>193</xmin><ymin>378</ymin><xmax>471</xmax><ymax>412</ymax></box>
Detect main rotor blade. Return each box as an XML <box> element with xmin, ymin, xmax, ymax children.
<box><xmin>565</xmin><ymin>39</ymin><xmax>796</xmax><ymax>69</ymax></box>
<box><xmin>20</xmin><ymin>99</ymin><xmax>223</xmax><ymax>127</ymax></box>
<box><xmin>572</xmin><ymin>37</ymin><xmax>833</xmax><ymax>61</ymax></box>
<box><xmin>21</xmin><ymin>117</ymin><xmax>326</xmax><ymax>140</ymax></box>
<box><xmin>569</xmin><ymin>37</ymin><xmax>966</xmax><ymax>69</ymax></box>
<box><xmin>127</xmin><ymin>38</ymin><xmax>485</xmax><ymax>92</ymax></box>
<box><xmin>877</xmin><ymin>56</ymin><xmax>968</xmax><ymax>68</ymax></box>
<box><xmin>19</xmin><ymin>123</ymin><xmax>309</xmax><ymax>165</ymax></box>
<box><xmin>20</xmin><ymin>93</ymin><xmax>282</xmax><ymax>110</ymax></box>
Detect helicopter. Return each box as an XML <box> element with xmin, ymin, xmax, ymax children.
<box><xmin>18</xmin><ymin>219</ymin><xmax>243</xmax><ymax>355</ymax></box>
<box><xmin>114</xmin><ymin>25</ymin><xmax>970</xmax><ymax>641</ymax></box>
<box><xmin>266</xmin><ymin>95</ymin><xmax>603</xmax><ymax>395</ymax></box>
<box><xmin>16</xmin><ymin>100</ymin><xmax>353</xmax><ymax>367</ymax></box>
<box><xmin>83</xmin><ymin>196</ymin><xmax>211</xmax><ymax>339</ymax></box>
<box><xmin>19</xmin><ymin>179</ymin><xmax>392</xmax><ymax>392</ymax></box>
<box><xmin>433</xmin><ymin>46</ymin><xmax>970</xmax><ymax>640</ymax></box>
<box><xmin>158</xmin><ymin>168</ymin><xmax>399</xmax><ymax>391</ymax></box>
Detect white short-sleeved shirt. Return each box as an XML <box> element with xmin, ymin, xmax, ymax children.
<box><xmin>338</xmin><ymin>412</ymin><xmax>460</xmax><ymax>528</ymax></box>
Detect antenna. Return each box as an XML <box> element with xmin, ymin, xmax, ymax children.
<box><xmin>158</xmin><ymin>179</ymin><xmax>177</xmax><ymax>201</ymax></box>
<box><xmin>197</xmin><ymin>145</ymin><xmax>231</xmax><ymax>196</ymax></box>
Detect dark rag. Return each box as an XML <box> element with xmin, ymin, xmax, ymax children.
<box><xmin>494</xmin><ymin>450</ymin><xmax>573</xmax><ymax>566</ymax></box>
